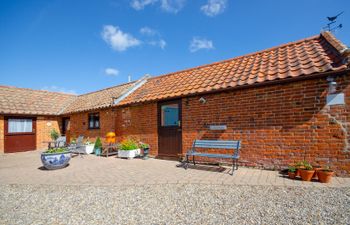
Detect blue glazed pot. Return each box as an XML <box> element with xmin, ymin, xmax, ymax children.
<box><xmin>95</xmin><ymin>148</ymin><xmax>101</xmax><ymax>156</ymax></box>
<box><xmin>41</xmin><ymin>151</ymin><xmax>71</xmax><ymax>170</ymax></box>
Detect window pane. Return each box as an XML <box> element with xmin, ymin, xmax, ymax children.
<box><xmin>88</xmin><ymin>113</ymin><xmax>100</xmax><ymax>129</ymax></box>
<box><xmin>8</xmin><ymin>119</ymin><xmax>33</xmax><ymax>133</ymax></box>
<box><xmin>161</xmin><ymin>104</ymin><xmax>179</xmax><ymax>126</ymax></box>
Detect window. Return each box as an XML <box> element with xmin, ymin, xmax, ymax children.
<box><xmin>161</xmin><ymin>104</ymin><xmax>179</xmax><ymax>126</ymax></box>
<box><xmin>8</xmin><ymin>118</ymin><xmax>33</xmax><ymax>133</ymax></box>
<box><xmin>88</xmin><ymin>113</ymin><xmax>100</xmax><ymax>129</ymax></box>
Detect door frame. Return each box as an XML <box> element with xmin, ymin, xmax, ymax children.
<box><xmin>157</xmin><ymin>99</ymin><xmax>182</xmax><ymax>157</ymax></box>
<box><xmin>61</xmin><ymin>117</ymin><xmax>70</xmax><ymax>135</ymax></box>
<box><xmin>4</xmin><ymin>116</ymin><xmax>37</xmax><ymax>153</ymax></box>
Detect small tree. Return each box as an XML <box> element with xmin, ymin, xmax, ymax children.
<box><xmin>50</xmin><ymin>128</ymin><xmax>59</xmax><ymax>141</ymax></box>
<box><xmin>95</xmin><ymin>137</ymin><xmax>102</xmax><ymax>149</ymax></box>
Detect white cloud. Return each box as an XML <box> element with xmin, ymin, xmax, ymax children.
<box><xmin>140</xmin><ymin>26</ymin><xmax>157</xmax><ymax>36</ymax></box>
<box><xmin>160</xmin><ymin>0</ymin><xmax>186</xmax><ymax>13</ymax></box>
<box><xmin>149</xmin><ymin>39</ymin><xmax>167</xmax><ymax>49</ymax></box>
<box><xmin>189</xmin><ymin>37</ymin><xmax>214</xmax><ymax>52</ymax></box>
<box><xmin>159</xmin><ymin>39</ymin><xmax>167</xmax><ymax>49</ymax></box>
<box><xmin>201</xmin><ymin>0</ymin><xmax>227</xmax><ymax>17</ymax></box>
<box><xmin>130</xmin><ymin>0</ymin><xmax>186</xmax><ymax>13</ymax></box>
<box><xmin>41</xmin><ymin>86</ymin><xmax>77</xmax><ymax>95</ymax></box>
<box><xmin>101</xmin><ymin>25</ymin><xmax>141</xmax><ymax>52</ymax></box>
<box><xmin>130</xmin><ymin>0</ymin><xmax>157</xmax><ymax>10</ymax></box>
<box><xmin>140</xmin><ymin>27</ymin><xmax>166</xmax><ymax>49</ymax></box>
<box><xmin>104</xmin><ymin>68</ymin><xmax>119</xmax><ymax>76</ymax></box>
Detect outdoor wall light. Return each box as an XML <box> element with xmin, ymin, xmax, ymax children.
<box><xmin>327</xmin><ymin>77</ymin><xmax>337</xmax><ymax>94</ymax></box>
<box><xmin>199</xmin><ymin>97</ymin><xmax>207</xmax><ymax>104</ymax></box>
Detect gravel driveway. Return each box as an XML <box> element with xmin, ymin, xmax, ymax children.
<box><xmin>1</xmin><ymin>184</ymin><xmax>349</xmax><ymax>225</ymax></box>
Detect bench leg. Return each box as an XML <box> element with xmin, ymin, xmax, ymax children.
<box><xmin>231</xmin><ymin>159</ymin><xmax>238</xmax><ymax>175</ymax></box>
<box><xmin>231</xmin><ymin>158</ymin><xmax>235</xmax><ymax>175</ymax></box>
<box><xmin>192</xmin><ymin>155</ymin><xmax>196</xmax><ymax>166</ymax></box>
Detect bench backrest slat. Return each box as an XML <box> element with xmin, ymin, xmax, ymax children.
<box><xmin>193</xmin><ymin>140</ymin><xmax>241</xmax><ymax>150</ymax></box>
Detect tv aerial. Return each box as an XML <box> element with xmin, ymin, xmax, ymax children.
<box><xmin>323</xmin><ymin>11</ymin><xmax>344</xmax><ymax>32</ymax></box>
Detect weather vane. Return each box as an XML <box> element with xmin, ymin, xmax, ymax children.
<box><xmin>323</xmin><ymin>11</ymin><xmax>344</xmax><ymax>32</ymax></box>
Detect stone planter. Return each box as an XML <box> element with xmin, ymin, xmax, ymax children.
<box><xmin>118</xmin><ymin>149</ymin><xmax>140</xmax><ymax>159</ymax></box>
<box><xmin>84</xmin><ymin>144</ymin><xmax>95</xmax><ymax>154</ymax></box>
<box><xmin>41</xmin><ymin>151</ymin><xmax>71</xmax><ymax>170</ymax></box>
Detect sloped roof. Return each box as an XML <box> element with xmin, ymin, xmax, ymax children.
<box><xmin>61</xmin><ymin>82</ymin><xmax>135</xmax><ymax>114</ymax></box>
<box><xmin>118</xmin><ymin>32</ymin><xmax>349</xmax><ymax>105</ymax></box>
<box><xmin>1</xmin><ymin>32</ymin><xmax>348</xmax><ymax>115</ymax></box>
<box><xmin>0</xmin><ymin>82</ymin><xmax>136</xmax><ymax>115</ymax></box>
<box><xmin>0</xmin><ymin>86</ymin><xmax>75</xmax><ymax>115</ymax></box>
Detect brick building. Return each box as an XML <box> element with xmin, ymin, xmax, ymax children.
<box><xmin>1</xmin><ymin>32</ymin><xmax>350</xmax><ymax>175</ymax></box>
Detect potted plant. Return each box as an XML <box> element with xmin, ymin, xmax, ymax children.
<box><xmin>317</xmin><ymin>166</ymin><xmax>334</xmax><ymax>183</ymax></box>
<box><xmin>288</xmin><ymin>166</ymin><xmax>296</xmax><ymax>179</ymax></box>
<box><xmin>94</xmin><ymin>137</ymin><xmax>102</xmax><ymax>156</ymax></box>
<box><xmin>84</xmin><ymin>137</ymin><xmax>95</xmax><ymax>154</ymax></box>
<box><xmin>295</xmin><ymin>161</ymin><xmax>305</xmax><ymax>177</ymax></box>
<box><xmin>50</xmin><ymin>128</ymin><xmax>59</xmax><ymax>141</ymax></box>
<box><xmin>312</xmin><ymin>164</ymin><xmax>322</xmax><ymax>180</ymax></box>
<box><xmin>299</xmin><ymin>162</ymin><xmax>315</xmax><ymax>181</ymax></box>
<box><xmin>140</xmin><ymin>142</ymin><xmax>150</xmax><ymax>160</ymax></box>
<box><xmin>41</xmin><ymin>147</ymin><xmax>71</xmax><ymax>170</ymax></box>
<box><xmin>118</xmin><ymin>138</ymin><xmax>140</xmax><ymax>159</ymax></box>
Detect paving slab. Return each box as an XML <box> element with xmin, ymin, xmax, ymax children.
<box><xmin>0</xmin><ymin>150</ymin><xmax>349</xmax><ymax>187</ymax></box>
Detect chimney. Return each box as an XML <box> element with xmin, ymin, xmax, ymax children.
<box><xmin>128</xmin><ymin>75</ymin><xmax>132</xmax><ymax>82</ymax></box>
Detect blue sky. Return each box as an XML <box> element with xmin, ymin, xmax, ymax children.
<box><xmin>0</xmin><ymin>0</ymin><xmax>349</xmax><ymax>95</ymax></box>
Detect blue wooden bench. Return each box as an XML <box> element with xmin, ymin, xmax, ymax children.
<box><xmin>184</xmin><ymin>140</ymin><xmax>241</xmax><ymax>175</ymax></box>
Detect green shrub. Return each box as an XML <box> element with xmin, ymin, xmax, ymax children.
<box><xmin>303</xmin><ymin>162</ymin><xmax>313</xmax><ymax>170</ymax></box>
<box><xmin>85</xmin><ymin>137</ymin><xmax>94</xmax><ymax>145</ymax></box>
<box><xmin>288</xmin><ymin>166</ymin><xmax>296</xmax><ymax>173</ymax></box>
<box><xmin>44</xmin><ymin>148</ymin><xmax>67</xmax><ymax>154</ymax></box>
<box><xmin>50</xmin><ymin>129</ymin><xmax>59</xmax><ymax>141</ymax></box>
<box><xmin>139</xmin><ymin>142</ymin><xmax>149</xmax><ymax>149</ymax></box>
<box><xmin>94</xmin><ymin>137</ymin><xmax>102</xmax><ymax>149</ymax></box>
<box><xmin>120</xmin><ymin>138</ymin><xmax>139</xmax><ymax>151</ymax></box>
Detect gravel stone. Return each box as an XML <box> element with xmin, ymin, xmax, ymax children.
<box><xmin>0</xmin><ymin>184</ymin><xmax>349</xmax><ymax>225</ymax></box>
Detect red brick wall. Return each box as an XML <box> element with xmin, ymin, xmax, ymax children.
<box><xmin>0</xmin><ymin>116</ymin><xmax>4</xmax><ymax>153</ymax></box>
<box><xmin>182</xmin><ymin>74</ymin><xmax>350</xmax><ymax>176</ymax></box>
<box><xmin>68</xmin><ymin>108</ymin><xmax>116</xmax><ymax>143</ymax></box>
<box><xmin>115</xmin><ymin>103</ymin><xmax>158</xmax><ymax>155</ymax></box>
<box><xmin>36</xmin><ymin>116</ymin><xmax>61</xmax><ymax>150</ymax></box>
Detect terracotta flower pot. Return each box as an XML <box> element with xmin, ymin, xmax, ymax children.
<box><xmin>296</xmin><ymin>166</ymin><xmax>305</xmax><ymax>177</ymax></box>
<box><xmin>312</xmin><ymin>166</ymin><xmax>322</xmax><ymax>179</ymax></box>
<box><xmin>288</xmin><ymin>172</ymin><xmax>296</xmax><ymax>179</ymax></box>
<box><xmin>300</xmin><ymin>169</ymin><xmax>315</xmax><ymax>181</ymax></box>
<box><xmin>317</xmin><ymin>170</ymin><xmax>334</xmax><ymax>183</ymax></box>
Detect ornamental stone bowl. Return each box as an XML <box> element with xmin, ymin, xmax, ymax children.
<box><xmin>41</xmin><ymin>151</ymin><xmax>71</xmax><ymax>170</ymax></box>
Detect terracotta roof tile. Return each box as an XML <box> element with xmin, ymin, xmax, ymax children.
<box><xmin>62</xmin><ymin>82</ymin><xmax>135</xmax><ymax>114</ymax></box>
<box><xmin>0</xmin><ymin>81</ymin><xmax>136</xmax><ymax>115</ymax></box>
<box><xmin>0</xmin><ymin>86</ymin><xmax>75</xmax><ymax>115</ymax></box>
<box><xmin>119</xmin><ymin>32</ymin><xmax>348</xmax><ymax>105</ymax></box>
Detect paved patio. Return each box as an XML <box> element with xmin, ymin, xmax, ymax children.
<box><xmin>1</xmin><ymin>151</ymin><xmax>350</xmax><ymax>224</ymax></box>
<box><xmin>0</xmin><ymin>150</ymin><xmax>349</xmax><ymax>187</ymax></box>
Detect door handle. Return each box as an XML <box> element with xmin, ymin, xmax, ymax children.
<box><xmin>178</xmin><ymin>120</ymin><xmax>181</xmax><ymax>126</ymax></box>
